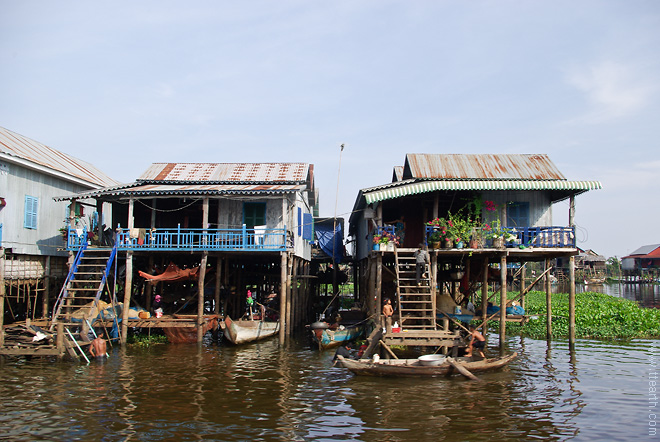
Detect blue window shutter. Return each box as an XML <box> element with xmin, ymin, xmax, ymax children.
<box><xmin>297</xmin><ymin>208</ymin><xmax>302</xmax><ymax>236</ymax></box>
<box><xmin>303</xmin><ymin>213</ymin><xmax>313</xmax><ymax>240</ymax></box>
<box><xmin>24</xmin><ymin>196</ymin><xmax>38</xmax><ymax>229</ymax></box>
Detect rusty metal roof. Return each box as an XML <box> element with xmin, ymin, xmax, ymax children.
<box><xmin>53</xmin><ymin>182</ymin><xmax>307</xmax><ymax>201</ymax></box>
<box><xmin>392</xmin><ymin>166</ymin><xmax>404</xmax><ymax>182</ymax></box>
<box><xmin>0</xmin><ymin>126</ymin><xmax>120</xmax><ymax>188</ymax></box>
<box><xmin>403</xmin><ymin>154</ymin><xmax>566</xmax><ymax>180</ymax></box>
<box><xmin>138</xmin><ymin>162</ymin><xmax>310</xmax><ymax>183</ymax></box>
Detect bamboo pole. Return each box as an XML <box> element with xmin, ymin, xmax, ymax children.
<box><xmin>499</xmin><ymin>254</ymin><xmax>507</xmax><ymax>349</ymax></box>
<box><xmin>545</xmin><ymin>258</ymin><xmax>552</xmax><ymax>340</ymax></box>
<box><xmin>279</xmin><ymin>252</ymin><xmax>287</xmax><ymax>344</ymax></box>
<box><xmin>0</xmin><ymin>248</ymin><xmax>5</xmax><ymax>348</ymax></box>
<box><xmin>121</xmin><ymin>198</ymin><xmax>135</xmax><ymax>344</ymax></box>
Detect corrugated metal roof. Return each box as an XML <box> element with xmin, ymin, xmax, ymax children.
<box><xmin>138</xmin><ymin>162</ymin><xmax>310</xmax><ymax>183</ymax></box>
<box><xmin>403</xmin><ymin>154</ymin><xmax>566</xmax><ymax>180</ymax></box>
<box><xmin>0</xmin><ymin>126</ymin><xmax>120</xmax><ymax>188</ymax></box>
<box><xmin>53</xmin><ymin>182</ymin><xmax>306</xmax><ymax>201</ymax></box>
<box><xmin>624</xmin><ymin>244</ymin><xmax>660</xmax><ymax>258</ymax></box>
<box><xmin>363</xmin><ymin>179</ymin><xmax>602</xmax><ymax>204</ymax></box>
<box><xmin>392</xmin><ymin>166</ymin><xmax>404</xmax><ymax>182</ymax></box>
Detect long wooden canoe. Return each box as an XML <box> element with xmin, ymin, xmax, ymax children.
<box><xmin>336</xmin><ymin>352</ymin><xmax>517</xmax><ymax>377</ymax></box>
<box><xmin>223</xmin><ymin>316</ymin><xmax>280</xmax><ymax>345</ymax></box>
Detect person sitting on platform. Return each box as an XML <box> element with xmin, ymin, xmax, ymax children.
<box><xmin>466</xmin><ymin>324</ymin><xmax>486</xmax><ymax>359</ymax></box>
<box><xmin>333</xmin><ymin>342</ymin><xmax>355</xmax><ymax>361</ymax></box>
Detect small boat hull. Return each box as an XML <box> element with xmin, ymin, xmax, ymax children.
<box><xmin>162</xmin><ymin>315</ymin><xmax>220</xmax><ymax>344</ymax></box>
<box><xmin>223</xmin><ymin>316</ymin><xmax>280</xmax><ymax>345</ymax></box>
<box><xmin>311</xmin><ymin>324</ymin><xmax>365</xmax><ymax>350</ymax></box>
<box><xmin>336</xmin><ymin>352</ymin><xmax>517</xmax><ymax>377</ymax></box>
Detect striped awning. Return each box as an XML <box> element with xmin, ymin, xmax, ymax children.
<box><xmin>363</xmin><ymin>180</ymin><xmax>602</xmax><ymax>204</ymax></box>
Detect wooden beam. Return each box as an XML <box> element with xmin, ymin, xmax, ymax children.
<box><xmin>499</xmin><ymin>254</ymin><xmax>507</xmax><ymax>349</ymax></box>
<box><xmin>545</xmin><ymin>258</ymin><xmax>552</xmax><ymax>340</ymax></box>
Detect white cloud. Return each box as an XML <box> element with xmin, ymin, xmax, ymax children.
<box><xmin>565</xmin><ymin>61</ymin><xmax>657</xmax><ymax>123</ymax></box>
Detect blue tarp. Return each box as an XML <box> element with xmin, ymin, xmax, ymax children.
<box><xmin>316</xmin><ymin>222</ymin><xmax>345</xmax><ymax>263</ymax></box>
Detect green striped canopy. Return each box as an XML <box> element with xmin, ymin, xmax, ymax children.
<box><xmin>363</xmin><ymin>180</ymin><xmax>602</xmax><ymax>204</ymax></box>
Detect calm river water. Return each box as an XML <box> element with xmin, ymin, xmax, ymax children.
<box><xmin>1</xmin><ymin>332</ymin><xmax>658</xmax><ymax>441</ymax></box>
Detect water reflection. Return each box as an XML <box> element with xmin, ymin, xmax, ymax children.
<box><xmin>555</xmin><ymin>282</ymin><xmax>660</xmax><ymax>308</ymax></box>
<box><xmin>0</xmin><ymin>336</ymin><xmax>657</xmax><ymax>441</ymax></box>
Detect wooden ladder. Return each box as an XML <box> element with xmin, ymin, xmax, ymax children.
<box><xmin>394</xmin><ymin>248</ymin><xmax>436</xmax><ymax>330</ymax></box>
<box><xmin>50</xmin><ymin>246</ymin><xmax>116</xmax><ymax>334</ymax></box>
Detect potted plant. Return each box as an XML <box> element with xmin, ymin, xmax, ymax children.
<box><xmin>428</xmin><ymin>230</ymin><xmax>443</xmax><ymax>249</ymax></box>
<box><xmin>482</xmin><ymin>219</ymin><xmax>517</xmax><ymax>248</ymax></box>
<box><xmin>447</xmin><ymin>211</ymin><xmax>474</xmax><ymax>249</ymax></box>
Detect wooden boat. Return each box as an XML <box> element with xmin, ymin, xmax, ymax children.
<box><xmin>162</xmin><ymin>315</ymin><xmax>220</xmax><ymax>344</ymax></box>
<box><xmin>222</xmin><ymin>316</ymin><xmax>280</xmax><ymax>345</ymax></box>
<box><xmin>336</xmin><ymin>352</ymin><xmax>517</xmax><ymax>377</ymax></box>
<box><xmin>310</xmin><ymin>322</ymin><xmax>365</xmax><ymax>350</ymax></box>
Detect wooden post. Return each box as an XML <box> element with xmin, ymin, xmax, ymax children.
<box><xmin>481</xmin><ymin>259</ymin><xmax>488</xmax><ymax>325</ymax></box>
<box><xmin>433</xmin><ymin>193</ymin><xmax>439</xmax><ymax>220</ymax></box>
<box><xmin>568</xmin><ymin>194</ymin><xmax>576</xmax><ymax>349</ymax></box>
<box><xmin>520</xmin><ymin>264</ymin><xmax>526</xmax><ymax>310</ymax></box>
<box><xmin>569</xmin><ymin>255</ymin><xmax>576</xmax><ymax>348</ymax></box>
<box><xmin>0</xmin><ymin>247</ymin><xmax>5</xmax><ymax>348</ymax></box>
<box><xmin>56</xmin><ymin>322</ymin><xmax>64</xmax><ymax>359</ymax></box>
<box><xmin>214</xmin><ymin>257</ymin><xmax>222</xmax><ymax>315</ymax></box>
<box><xmin>545</xmin><ymin>258</ymin><xmax>552</xmax><ymax>341</ymax></box>
<box><xmin>121</xmin><ymin>198</ymin><xmax>135</xmax><ymax>344</ymax></box>
<box><xmin>376</xmin><ymin>253</ymin><xmax>382</xmax><ymax>327</ymax></box>
<box><xmin>197</xmin><ymin>199</ymin><xmax>209</xmax><ymax>343</ymax></box>
<box><xmin>41</xmin><ymin>256</ymin><xmax>50</xmax><ymax>318</ymax></box>
<box><xmin>279</xmin><ymin>252</ymin><xmax>287</xmax><ymax>344</ymax></box>
<box><xmin>499</xmin><ymin>254</ymin><xmax>507</xmax><ymax>349</ymax></box>
<box><xmin>197</xmin><ymin>252</ymin><xmax>208</xmax><ymax>343</ymax></box>
<box><xmin>286</xmin><ymin>255</ymin><xmax>293</xmax><ymax>336</ymax></box>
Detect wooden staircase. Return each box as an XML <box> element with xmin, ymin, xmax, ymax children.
<box><xmin>394</xmin><ymin>248</ymin><xmax>436</xmax><ymax>330</ymax></box>
<box><xmin>49</xmin><ymin>245</ymin><xmax>117</xmax><ymax>360</ymax></box>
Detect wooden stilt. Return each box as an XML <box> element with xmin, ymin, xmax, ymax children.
<box><xmin>569</xmin><ymin>255</ymin><xmax>576</xmax><ymax>347</ymax></box>
<box><xmin>545</xmin><ymin>258</ymin><xmax>552</xmax><ymax>340</ymax></box>
<box><xmin>499</xmin><ymin>254</ymin><xmax>507</xmax><ymax>349</ymax></box>
<box><xmin>279</xmin><ymin>252</ymin><xmax>287</xmax><ymax>344</ymax></box>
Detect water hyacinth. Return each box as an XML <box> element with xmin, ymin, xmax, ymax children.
<box><xmin>484</xmin><ymin>291</ymin><xmax>660</xmax><ymax>339</ymax></box>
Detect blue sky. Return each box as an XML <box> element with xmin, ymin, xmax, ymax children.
<box><xmin>1</xmin><ymin>1</ymin><xmax>658</xmax><ymax>259</ymax></box>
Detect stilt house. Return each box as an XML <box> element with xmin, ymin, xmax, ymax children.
<box><xmin>53</xmin><ymin>162</ymin><xmax>317</xmax><ymax>344</ymax></box>
<box><xmin>348</xmin><ymin>153</ymin><xmax>601</xmax><ymax>348</ymax></box>
<box><xmin>0</xmin><ymin>127</ymin><xmax>118</xmax><ymax>351</ymax></box>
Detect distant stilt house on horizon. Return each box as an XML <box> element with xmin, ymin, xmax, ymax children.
<box><xmin>621</xmin><ymin>244</ymin><xmax>660</xmax><ymax>281</ymax></box>
<box><xmin>348</xmin><ymin>153</ymin><xmax>601</xmax><ymax>350</ymax></box>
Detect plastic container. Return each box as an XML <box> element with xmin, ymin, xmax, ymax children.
<box><xmin>454</xmin><ymin>306</ymin><xmax>462</xmax><ymax>315</ymax></box>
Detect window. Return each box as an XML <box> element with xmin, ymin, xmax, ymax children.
<box><xmin>243</xmin><ymin>202</ymin><xmax>266</xmax><ymax>229</ymax></box>
<box><xmin>24</xmin><ymin>195</ymin><xmax>38</xmax><ymax>229</ymax></box>
<box><xmin>507</xmin><ymin>202</ymin><xmax>529</xmax><ymax>228</ymax></box>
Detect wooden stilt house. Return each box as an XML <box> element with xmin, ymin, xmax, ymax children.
<box><xmin>53</xmin><ymin>162</ymin><xmax>317</xmax><ymax>345</ymax></box>
<box><xmin>349</xmin><ymin>154</ymin><xmax>601</xmax><ymax>351</ymax></box>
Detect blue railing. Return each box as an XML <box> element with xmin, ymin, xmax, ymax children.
<box><xmin>423</xmin><ymin>225</ymin><xmax>576</xmax><ymax>248</ymax></box>
<box><xmin>110</xmin><ymin>225</ymin><xmax>287</xmax><ymax>251</ymax></box>
<box><xmin>507</xmin><ymin>226</ymin><xmax>576</xmax><ymax>248</ymax></box>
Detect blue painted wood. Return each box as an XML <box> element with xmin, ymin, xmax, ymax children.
<box><xmin>66</xmin><ymin>226</ymin><xmax>289</xmax><ymax>252</ymax></box>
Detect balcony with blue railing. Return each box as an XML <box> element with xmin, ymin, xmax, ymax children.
<box><xmin>421</xmin><ymin>225</ymin><xmax>576</xmax><ymax>249</ymax></box>
<box><xmin>65</xmin><ymin>224</ymin><xmax>288</xmax><ymax>252</ymax></box>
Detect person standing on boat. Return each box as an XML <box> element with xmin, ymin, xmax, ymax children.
<box><xmin>466</xmin><ymin>324</ymin><xmax>486</xmax><ymax>358</ymax></box>
<box><xmin>414</xmin><ymin>244</ymin><xmax>429</xmax><ymax>286</ymax></box>
<box><xmin>382</xmin><ymin>297</ymin><xmax>394</xmax><ymax>332</ymax></box>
